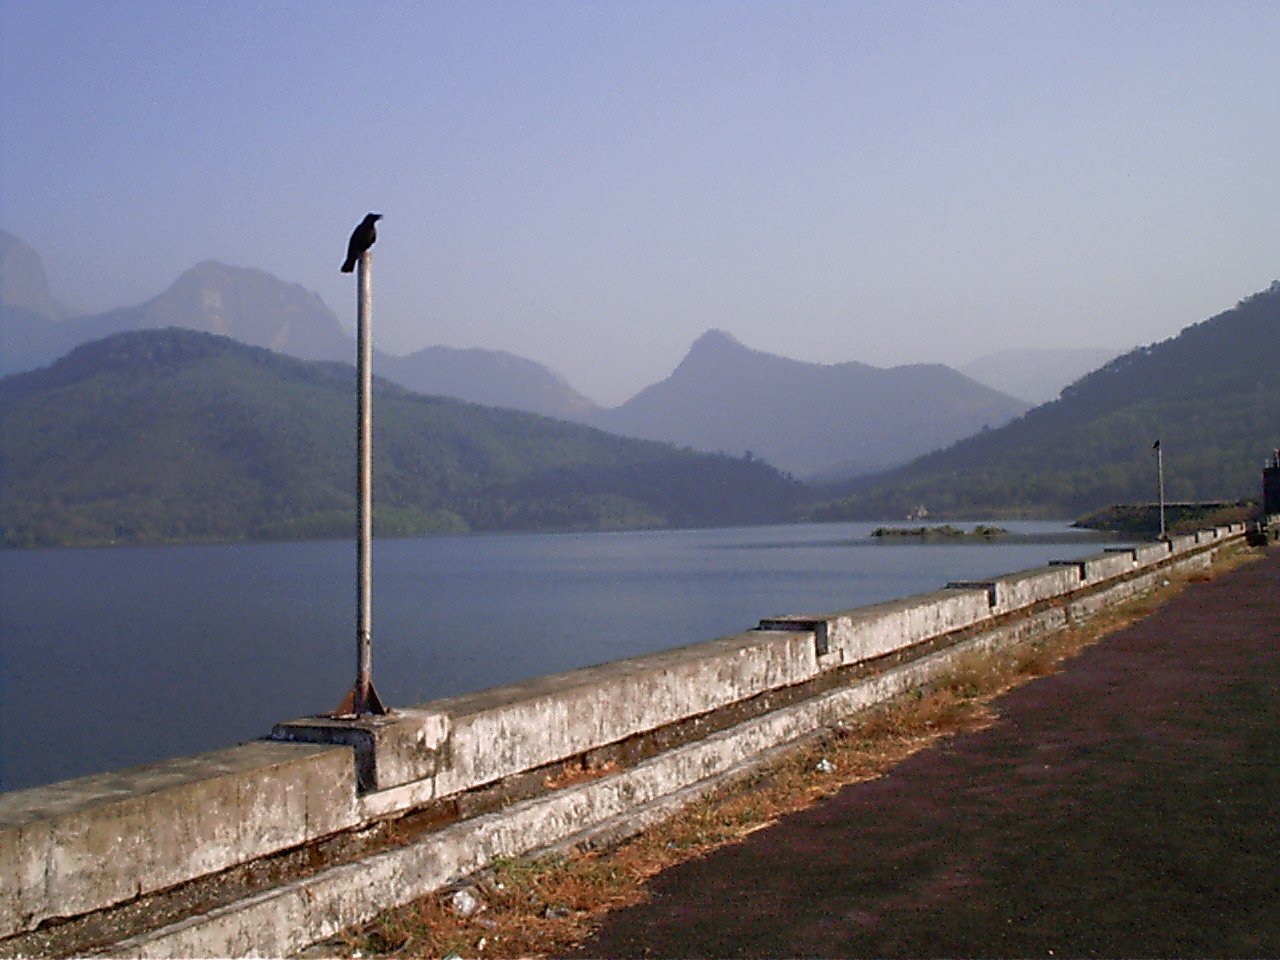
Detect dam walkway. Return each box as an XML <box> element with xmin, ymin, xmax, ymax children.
<box><xmin>576</xmin><ymin>548</ymin><xmax>1280</xmax><ymax>958</ymax></box>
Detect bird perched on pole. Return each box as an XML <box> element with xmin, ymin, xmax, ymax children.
<box><xmin>341</xmin><ymin>213</ymin><xmax>382</xmax><ymax>272</ymax></box>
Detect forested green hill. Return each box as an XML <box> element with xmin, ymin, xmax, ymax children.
<box><xmin>810</xmin><ymin>282</ymin><xmax>1280</xmax><ymax>520</ymax></box>
<box><xmin>0</xmin><ymin>329</ymin><xmax>802</xmax><ymax>547</ymax></box>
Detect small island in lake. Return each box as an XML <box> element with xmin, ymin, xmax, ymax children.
<box><xmin>871</xmin><ymin>524</ymin><xmax>1009</xmax><ymax>541</ymax></box>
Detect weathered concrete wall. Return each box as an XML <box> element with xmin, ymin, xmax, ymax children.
<box><xmin>0</xmin><ymin>528</ymin><xmax>1247</xmax><ymax>953</ymax></box>
<box><xmin>991</xmin><ymin>564</ymin><xmax>1083</xmax><ymax>611</ymax></box>
<box><xmin>811</xmin><ymin>588</ymin><xmax>993</xmax><ymax>667</ymax></box>
<box><xmin>275</xmin><ymin>628</ymin><xmax>823</xmax><ymax>796</ymax></box>
<box><xmin>0</xmin><ymin>742</ymin><xmax>357</xmax><ymax>939</ymax></box>
<box><xmin>95</xmin><ymin>610</ymin><xmax>1074</xmax><ymax>959</ymax></box>
<box><xmin>428</xmin><ymin>627</ymin><xmax>821</xmax><ymax>800</ymax></box>
<box><xmin>1134</xmin><ymin>542</ymin><xmax>1172</xmax><ymax>564</ymax></box>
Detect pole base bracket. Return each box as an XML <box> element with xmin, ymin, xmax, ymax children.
<box><xmin>333</xmin><ymin>680</ymin><xmax>389</xmax><ymax>718</ymax></box>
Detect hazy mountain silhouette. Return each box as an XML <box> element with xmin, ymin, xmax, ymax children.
<box><xmin>588</xmin><ymin>329</ymin><xmax>1029</xmax><ymax>479</ymax></box>
<box><xmin>0</xmin><ymin>231</ymin><xmax>67</xmax><ymax>321</ymax></box>
<box><xmin>380</xmin><ymin>346</ymin><xmax>599</xmax><ymax>420</ymax></box>
<box><xmin>0</xmin><ymin>231</ymin><xmax>72</xmax><ymax>373</ymax></box>
<box><xmin>813</xmin><ymin>281</ymin><xmax>1280</xmax><ymax>519</ymax></box>
<box><xmin>60</xmin><ymin>260</ymin><xmax>355</xmax><ymax>363</ymax></box>
<box><xmin>960</xmin><ymin>346</ymin><xmax>1123</xmax><ymax>405</ymax></box>
<box><xmin>0</xmin><ymin>247</ymin><xmax>354</xmax><ymax>373</ymax></box>
<box><xmin>0</xmin><ymin>235</ymin><xmax>599</xmax><ymax>418</ymax></box>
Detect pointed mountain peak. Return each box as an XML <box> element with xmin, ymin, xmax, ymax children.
<box><xmin>679</xmin><ymin>328</ymin><xmax>756</xmax><ymax>367</ymax></box>
<box><xmin>674</xmin><ymin>328</ymin><xmax>815</xmax><ymax>380</ymax></box>
<box><xmin>693</xmin><ymin>328</ymin><xmax>743</xmax><ymax>348</ymax></box>
<box><xmin>685</xmin><ymin>328</ymin><xmax>750</xmax><ymax>359</ymax></box>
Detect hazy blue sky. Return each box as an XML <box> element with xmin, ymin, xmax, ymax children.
<box><xmin>2</xmin><ymin>1</ymin><xmax>1277</xmax><ymax>404</ymax></box>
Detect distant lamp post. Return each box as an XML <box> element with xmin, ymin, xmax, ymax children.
<box><xmin>1153</xmin><ymin>439</ymin><xmax>1166</xmax><ymax>540</ymax></box>
<box><xmin>338</xmin><ymin>213</ymin><xmax>387</xmax><ymax>718</ymax></box>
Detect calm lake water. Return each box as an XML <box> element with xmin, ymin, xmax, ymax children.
<box><xmin>0</xmin><ymin>521</ymin><xmax>1126</xmax><ymax>792</ymax></box>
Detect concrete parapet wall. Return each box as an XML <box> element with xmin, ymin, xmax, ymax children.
<box><xmin>1133</xmin><ymin>542</ymin><xmax>1172</xmax><ymax>565</ymax></box>
<box><xmin>0</xmin><ymin>742</ymin><xmax>357</xmax><ymax>939</ymax></box>
<box><xmin>1084</xmin><ymin>551</ymin><xmax>1134</xmax><ymax>579</ymax></box>
<box><xmin>277</xmin><ymin>628</ymin><xmax>821</xmax><ymax>797</ymax></box>
<box><xmin>430</xmin><ymin>627</ymin><xmax>819</xmax><ymax>799</ymax></box>
<box><xmin>816</xmin><ymin>589</ymin><xmax>992</xmax><ymax>667</ymax></box>
<box><xmin>0</xmin><ymin>526</ymin><xmax>1247</xmax><ymax>952</ymax></box>
<box><xmin>273</xmin><ymin>709</ymin><xmax>451</xmax><ymax>794</ymax></box>
<box><xmin>990</xmin><ymin>565</ymin><xmax>1082</xmax><ymax>612</ymax></box>
<box><xmin>1100</xmin><ymin>543</ymin><xmax>1170</xmax><ymax>568</ymax></box>
<box><xmin>95</xmin><ymin>601</ymin><xmax>1086</xmax><ymax>960</ymax></box>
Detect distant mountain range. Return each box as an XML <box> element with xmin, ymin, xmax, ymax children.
<box><xmin>812</xmin><ymin>281</ymin><xmax>1280</xmax><ymax>520</ymax></box>
<box><xmin>0</xmin><ymin>329</ymin><xmax>802</xmax><ymax>547</ymax></box>
<box><xmin>1</xmin><ymin>232</ymin><xmax>1040</xmax><ymax>479</ymax></box>
<box><xmin>959</xmin><ymin>346</ymin><xmax>1123</xmax><ymax>405</ymax></box>
<box><xmin>586</xmin><ymin>330</ymin><xmax>1029</xmax><ymax>478</ymax></box>
<box><xmin>0</xmin><ymin>232</ymin><xmax>594</xmax><ymax>420</ymax></box>
<box><xmin>3</xmin><ymin>231</ymin><xmax>1274</xmax><ymax>538</ymax></box>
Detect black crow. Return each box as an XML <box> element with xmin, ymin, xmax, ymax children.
<box><xmin>341</xmin><ymin>213</ymin><xmax>382</xmax><ymax>272</ymax></box>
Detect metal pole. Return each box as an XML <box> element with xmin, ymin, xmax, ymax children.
<box><xmin>350</xmin><ymin>252</ymin><xmax>384</xmax><ymax>716</ymax></box>
<box><xmin>355</xmin><ymin>251</ymin><xmax>374</xmax><ymax>714</ymax></box>
<box><xmin>1157</xmin><ymin>444</ymin><xmax>1166</xmax><ymax>540</ymax></box>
